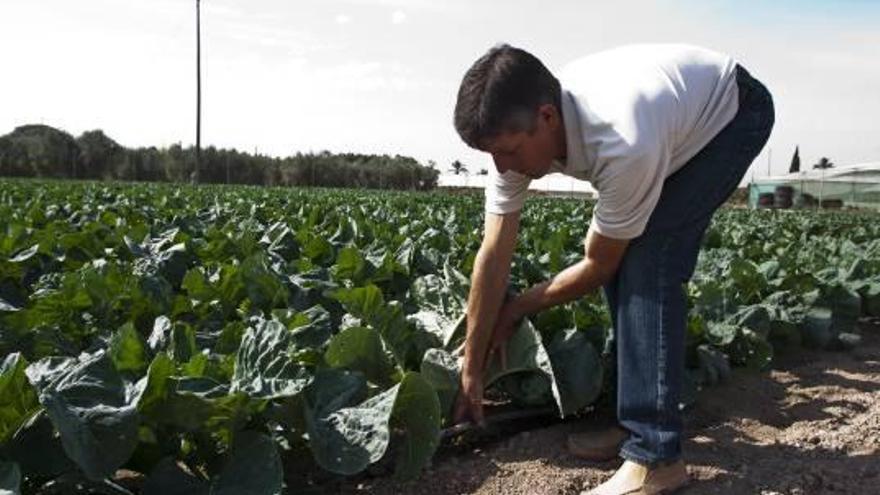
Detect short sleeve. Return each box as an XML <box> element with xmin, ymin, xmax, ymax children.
<box><xmin>590</xmin><ymin>142</ymin><xmax>671</xmax><ymax>239</ymax></box>
<box><xmin>484</xmin><ymin>168</ymin><xmax>532</xmax><ymax>214</ymax></box>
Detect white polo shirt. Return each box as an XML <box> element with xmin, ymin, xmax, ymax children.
<box><xmin>484</xmin><ymin>43</ymin><xmax>741</xmax><ymax>239</ymax></box>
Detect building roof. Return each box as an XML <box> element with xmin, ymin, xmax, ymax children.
<box><xmin>754</xmin><ymin>161</ymin><xmax>880</xmax><ymax>184</ymax></box>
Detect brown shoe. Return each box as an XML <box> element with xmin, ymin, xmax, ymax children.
<box><xmin>567</xmin><ymin>425</ymin><xmax>629</xmax><ymax>461</ymax></box>
<box><xmin>582</xmin><ymin>459</ymin><xmax>690</xmax><ymax>495</ymax></box>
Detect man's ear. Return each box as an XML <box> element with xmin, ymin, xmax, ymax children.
<box><xmin>537</xmin><ymin>103</ymin><xmax>560</xmax><ymax>127</ymax></box>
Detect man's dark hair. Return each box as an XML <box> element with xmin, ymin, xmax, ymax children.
<box><xmin>454</xmin><ymin>44</ymin><xmax>561</xmax><ymax>149</ymax></box>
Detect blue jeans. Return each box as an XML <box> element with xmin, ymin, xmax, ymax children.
<box><xmin>603</xmin><ymin>64</ymin><xmax>775</xmax><ymax>466</ymax></box>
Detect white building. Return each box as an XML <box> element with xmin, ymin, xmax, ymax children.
<box><xmin>748</xmin><ymin>161</ymin><xmax>880</xmax><ymax>209</ymax></box>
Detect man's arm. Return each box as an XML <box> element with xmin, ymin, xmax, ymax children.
<box><xmin>507</xmin><ymin>225</ymin><xmax>629</xmax><ymax>321</ymax></box>
<box><xmin>453</xmin><ymin>210</ymin><xmax>520</xmax><ymax>424</ymax></box>
<box><xmin>462</xmin><ymin>210</ymin><xmax>521</xmax><ymax>376</ymax></box>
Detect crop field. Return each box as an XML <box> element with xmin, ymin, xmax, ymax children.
<box><xmin>1</xmin><ymin>179</ymin><xmax>879</xmax><ymax>494</ymax></box>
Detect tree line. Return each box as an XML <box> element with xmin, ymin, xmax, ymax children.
<box><xmin>0</xmin><ymin>124</ymin><xmax>440</xmax><ymax>190</ymax></box>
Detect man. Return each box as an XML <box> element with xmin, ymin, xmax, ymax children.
<box><xmin>450</xmin><ymin>43</ymin><xmax>774</xmax><ymax>495</ymax></box>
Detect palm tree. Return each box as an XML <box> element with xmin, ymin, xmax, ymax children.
<box><xmin>813</xmin><ymin>157</ymin><xmax>834</xmax><ymax>170</ymax></box>
<box><xmin>448</xmin><ymin>160</ymin><xmax>468</xmax><ymax>175</ymax></box>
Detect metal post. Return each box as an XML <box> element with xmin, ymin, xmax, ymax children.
<box><xmin>851</xmin><ymin>167</ymin><xmax>857</xmax><ymax>207</ymax></box>
<box><xmin>194</xmin><ymin>0</ymin><xmax>202</xmax><ymax>184</ymax></box>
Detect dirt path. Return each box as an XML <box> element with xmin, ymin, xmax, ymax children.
<box><xmin>334</xmin><ymin>318</ymin><xmax>880</xmax><ymax>495</ymax></box>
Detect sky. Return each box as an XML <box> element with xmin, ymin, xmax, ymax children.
<box><xmin>1</xmin><ymin>0</ymin><xmax>878</xmax><ymax>185</ymax></box>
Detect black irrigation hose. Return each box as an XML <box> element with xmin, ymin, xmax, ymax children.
<box><xmin>439</xmin><ymin>405</ymin><xmax>559</xmax><ymax>441</ymax></box>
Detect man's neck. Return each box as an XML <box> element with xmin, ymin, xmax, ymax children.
<box><xmin>556</xmin><ymin>111</ymin><xmax>568</xmax><ymax>161</ymax></box>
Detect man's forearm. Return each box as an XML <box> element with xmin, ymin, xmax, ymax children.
<box><xmin>463</xmin><ymin>249</ymin><xmax>509</xmax><ymax>375</ymax></box>
<box><xmin>510</xmin><ymin>258</ymin><xmax>611</xmax><ymax>320</ymax></box>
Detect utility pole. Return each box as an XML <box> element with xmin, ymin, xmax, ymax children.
<box><xmin>767</xmin><ymin>148</ymin><xmax>772</xmax><ymax>177</ymax></box>
<box><xmin>194</xmin><ymin>0</ymin><xmax>202</xmax><ymax>184</ymax></box>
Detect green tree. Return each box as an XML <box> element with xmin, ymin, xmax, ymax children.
<box><xmin>813</xmin><ymin>157</ymin><xmax>834</xmax><ymax>170</ymax></box>
<box><xmin>789</xmin><ymin>146</ymin><xmax>800</xmax><ymax>173</ymax></box>
<box><xmin>77</xmin><ymin>130</ymin><xmax>124</xmax><ymax>180</ymax></box>
<box><xmin>0</xmin><ymin>124</ymin><xmax>440</xmax><ymax>190</ymax></box>
<box><xmin>0</xmin><ymin>125</ymin><xmax>79</xmax><ymax>178</ymax></box>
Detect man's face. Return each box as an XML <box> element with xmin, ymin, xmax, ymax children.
<box><xmin>478</xmin><ymin>105</ymin><xmax>562</xmax><ymax>179</ymax></box>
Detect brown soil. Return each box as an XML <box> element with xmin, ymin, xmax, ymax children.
<box><xmin>331</xmin><ymin>318</ymin><xmax>880</xmax><ymax>495</ymax></box>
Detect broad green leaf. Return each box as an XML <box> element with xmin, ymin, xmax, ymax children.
<box><xmin>407</xmin><ymin>309</ymin><xmax>455</xmax><ymax>344</ymax></box>
<box><xmin>149</xmin><ymin>377</ymin><xmax>253</xmax><ymax>442</ymax></box>
<box><xmin>389</xmin><ymin>372</ymin><xmax>441</xmax><ymax>480</ymax></box>
<box><xmin>726</xmin><ymin>258</ymin><xmax>766</xmax><ymax>304</ymax></box>
<box><xmin>332</xmin><ymin>246</ymin><xmax>366</xmax><ymax>282</ymax></box>
<box><xmin>304</xmin><ymin>369</ymin><xmax>439</xmax><ymax>479</ymax></box>
<box><xmin>331</xmin><ymin>285</ymin><xmax>385</xmax><ymax>321</ymax></box>
<box><xmin>532</xmin><ymin>305</ymin><xmax>573</xmax><ymax>336</ymax></box>
<box><xmin>726</xmin><ymin>305</ymin><xmax>771</xmax><ymax>339</ymax></box>
<box><xmin>24</xmin><ymin>350</ymin><xmax>143</xmax><ymax>480</ymax></box>
<box><xmin>706</xmin><ymin>321</ymin><xmax>739</xmax><ymax>347</ymax></box>
<box><xmin>690</xmin><ymin>280</ymin><xmax>730</xmax><ymax>321</ymax></box>
<box><xmin>820</xmin><ymin>284</ymin><xmax>861</xmax><ymax>334</ymax></box>
<box><xmin>303</xmin><ymin>369</ymin><xmax>371</xmax><ymax>474</ymax></box>
<box><xmin>545</xmin><ymin>329</ymin><xmax>603</xmax><ymax>415</ymax></box>
<box><xmin>800</xmin><ymin>307</ymin><xmax>833</xmax><ymax>349</ymax></box>
<box><xmin>333</xmin><ymin>286</ymin><xmax>413</xmax><ymax>368</ymax></box>
<box><xmin>288</xmin><ymin>305</ymin><xmax>334</xmax><ymax>350</ymax></box>
<box><xmin>137</xmin><ymin>352</ymin><xmax>175</xmax><ymax>416</ymax></box>
<box><xmin>0</xmin><ymin>410</ymin><xmax>76</xmax><ymax>480</ymax></box>
<box><xmin>862</xmin><ymin>282</ymin><xmax>880</xmax><ymax>317</ymax></box>
<box><xmin>325</xmin><ymin>326</ymin><xmax>398</xmax><ymax>386</ymax></box>
<box><xmin>482</xmin><ymin>319</ymin><xmax>563</xmax><ymax>415</ymax></box>
<box><xmin>495</xmin><ymin>372</ymin><xmax>553</xmax><ymax>407</ymax></box>
<box><xmin>109</xmin><ymin>322</ymin><xmax>148</xmax><ymax>374</ymax></box>
<box><xmin>0</xmin><ymin>461</ymin><xmax>21</xmax><ymax>495</ymax></box>
<box><xmin>419</xmin><ymin>348</ymin><xmax>460</xmax><ymax>423</ymax></box>
<box><xmin>211</xmin><ymin>431</ymin><xmax>283</xmax><ymax>495</ymax></box>
<box><xmin>410</xmin><ymin>274</ymin><xmax>463</xmax><ymax>320</ymax></box>
<box><xmin>231</xmin><ymin>317</ymin><xmax>313</xmax><ymax>400</ymax></box>
<box><xmin>170</xmin><ymin>322</ymin><xmax>198</xmax><ymax>363</ymax></box>
<box><xmin>239</xmin><ymin>254</ymin><xmax>289</xmax><ymax>312</ymax></box>
<box><xmin>0</xmin><ymin>353</ymin><xmax>40</xmax><ymax>444</ymax></box>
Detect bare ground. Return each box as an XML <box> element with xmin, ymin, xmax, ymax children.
<box><xmin>328</xmin><ymin>318</ymin><xmax>880</xmax><ymax>495</ymax></box>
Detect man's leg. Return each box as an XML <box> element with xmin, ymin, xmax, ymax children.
<box><xmin>610</xmin><ymin>226</ymin><xmax>702</xmax><ymax>465</ymax></box>
<box><xmin>614</xmin><ymin>64</ymin><xmax>775</xmax><ymax>466</ymax></box>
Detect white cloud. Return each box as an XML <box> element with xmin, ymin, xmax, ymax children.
<box><xmin>202</xmin><ymin>2</ymin><xmax>243</xmax><ymax>19</ymax></box>
<box><xmin>391</xmin><ymin>10</ymin><xmax>407</xmax><ymax>24</ymax></box>
<box><xmin>341</xmin><ymin>0</ymin><xmax>457</xmax><ymax>12</ymax></box>
<box><xmin>1</xmin><ymin>0</ymin><xmax>877</xmax><ymax>174</ymax></box>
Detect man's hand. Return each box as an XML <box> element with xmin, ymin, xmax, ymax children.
<box><xmin>452</xmin><ymin>368</ymin><xmax>486</xmax><ymax>426</ymax></box>
<box><xmin>452</xmin><ymin>299</ymin><xmax>520</xmax><ymax>426</ymax></box>
<box><xmin>485</xmin><ymin>300</ymin><xmax>520</xmax><ymax>372</ymax></box>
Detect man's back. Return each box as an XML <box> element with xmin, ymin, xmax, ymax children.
<box><xmin>559</xmin><ymin>43</ymin><xmax>740</xmax><ymax>172</ymax></box>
